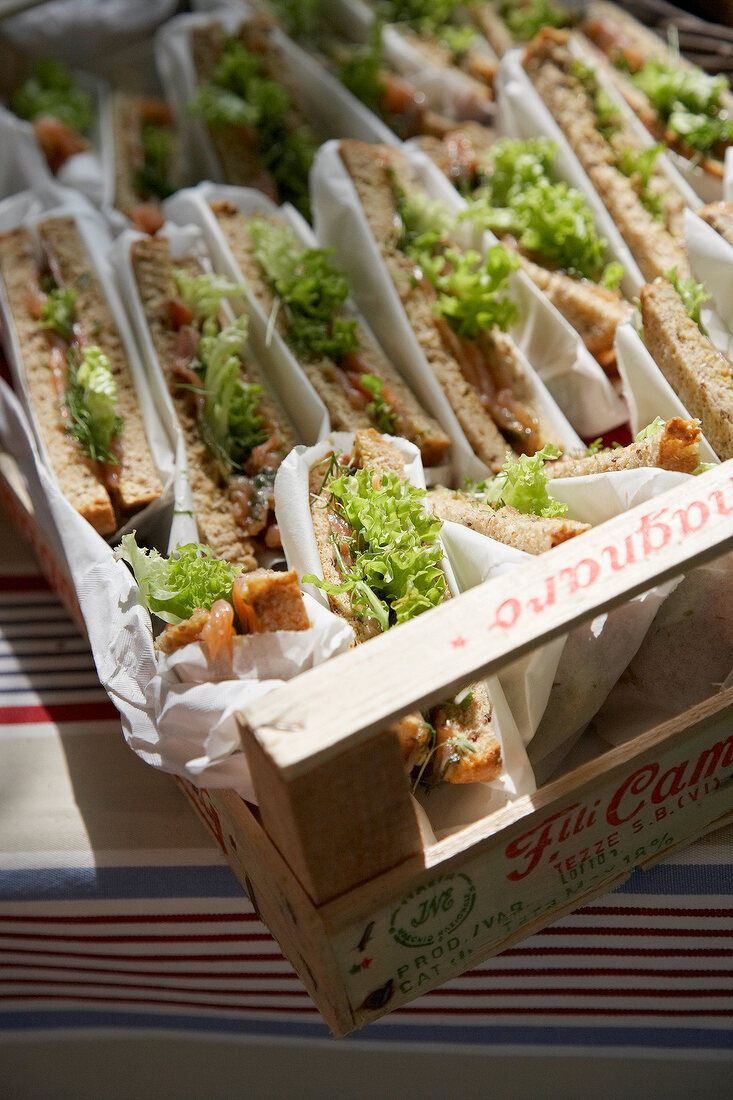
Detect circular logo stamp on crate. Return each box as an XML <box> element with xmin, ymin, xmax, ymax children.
<box><xmin>390</xmin><ymin>872</ymin><xmax>476</xmax><ymax>949</ymax></box>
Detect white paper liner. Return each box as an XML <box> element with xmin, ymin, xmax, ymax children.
<box><xmin>403</xmin><ymin>141</ymin><xmax>628</xmax><ymax>437</ymax></box>
<box><xmin>686</xmin><ymin>206</ymin><xmax>733</xmax><ymax>337</ymax></box>
<box><xmin>274</xmin><ymin>432</ymin><xmax>536</xmax><ymax>839</ymax></box>
<box><xmin>0</xmin><ymin>189</ymin><xmax>176</xmax><ymax>543</ymax></box>
<box><xmin>109</xmin><ymin>216</ymin><xmax>328</xmax><ymax>551</ymax></box>
<box><xmin>0</xmin><ymin>74</ymin><xmax>113</xmax><ymax>210</ymax></box>
<box><xmin>154</xmin><ymin>5</ymin><xmax>398</xmax><ymax>192</ymax></box>
<box><xmin>436</xmin><ymin>468</ymin><xmax>689</xmax><ymax>783</ymax></box>
<box><xmin>725</xmin><ymin>147</ymin><xmax>733</xmax><ymax>203</ymax></box>
<box><xmin>0</xmin><ymin>374</ymin><xmax>354</xmax><ymax>797</ymax></box>
<box><xmin>497</xmin><ymin>45</ymin><xmax>701</xmax><ymax>300</ymax></box>
<box><xmin>311</xmin><ymin>140</ymin><xmax>584</xmax><ymax>485</ymax></box>
<box><xmin>0</xmin><ymin>0</ymin><xmax>178</xmax><ymax>65</ymax></box>
<box><xmin>321</xmin><ymin>0</ymin><xmax>497</xmax><ymax>125</ymax></box>
<box><xmin>614</xmin><ymin>320</ymin><xmax>719</xmax><ymax>464</ymax></box>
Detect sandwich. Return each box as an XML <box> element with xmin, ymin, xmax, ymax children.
<box><xmin>522</xmin><ymin>29</ymin><xmax>690</xmax><ymax>283</ymax></box>
<box><xmin>423</xmin><ymin>134</ymin><xmax>632</xmax><ymax>372</ymax></box>
<box><xmin>304</xmin><ymin>428</ymin><xmax>502</xmax><ymax>785</ymax></box>
<box><xmin>9</xmin><ymin>57</ymin><xmax>93</xmax><ymax>175</ymax></box>
<box><xmin>582</xmin><ymin>0</ymin><xmax>733</xmax><ymax>183</ymax></box>
<box><xmin>426</xmin><ymin>416</ymin><xmax>702</xmax><ymax>553</ymax></box>
<box><xmin>111</xmin><ymin>93</ymin><xmax>178</xmax><ymax>235</ymax></box>
<box><xmin>336</xmin><ymin>139</ymin><xmax>567</xmax><ymax>472</ymax></box>
<box><xmin>187</xmin><ymin>15</ymin><xmax>319</xmax><ymax>219</ymax></box>
<box><xmin>114</xmin><ymin>535</ymin><xmax>310</xmax><ymax>657</ymax></box>
<box><xmin>207</xmin><ymin>199</ymin><xmax>451</xmax><ymax>469</ymax></box>
<box><xmin>0</xmin><ymin>216</ymin><xmax>162</xmax><ymax>535</ymax></box>
<box><xmin>640</xmin><ymin>274</ymin><xmax>733</xmax><ymax>461</ymax></box>
<box><xmin>129</xmin><ymin>234</ymin><xmax>297</xmax><ymax>568</ymax></box>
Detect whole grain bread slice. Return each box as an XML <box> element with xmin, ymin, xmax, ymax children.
<box><xmin>640</xmin><ymin>281</ymin><xmax>733</xmax><ymax>461</ymax></box>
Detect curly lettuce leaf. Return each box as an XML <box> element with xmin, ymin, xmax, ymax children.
<box><xmin>114</xmin><ymin>535</ymin><xmax>241</xmax><ymax>624</ymax></box>
<box><xmin>635</xmin><ymin>416</ymin><xmax>666</xmax><ymax>441</ymax></box>
<box><xmin>64</xmin><ymin>345</ymin><xmax>122</xmax><ymax>465</ymax></box>
<box><xmin>249</xmin><ymin>218</ymin><xmax>359</xmax><ymax>360</ymax></box>
<box><xmin>432</xmin><ymin>246</ymin><xmax>520</xmax><ymax>338</ymax></box>
<box><xmin>11</xmin><ymin>58</ymin><xmax>93</xmax><ymax>134</ymax></box>
<box><xmin>666</xmin><ymin>266</ymin><xmax>710</xmax><ymax>333</ymax></box>
<box><xmin>498</xmin><ymin>0</ymin><xmax>573</xmax><ymax>41</ymax></box>
<box><xmin>467</xmin><ymin>443</ymin><xmax>567</xmax><ymax>517</ymax></box>
<box><xmin>39</xmin><ymin>285</ymin><xmax>77</xmax><ymax>343</ymax></box>
<box><xmin>361</xmin><ymin>373</ymin><xmax>397</xmax><ymax>434</ymax></box>
<box><xmin>614</xmin><ymin>143</ymin><xmax>666</xmax><ymax>221</ymax></box>
<box><xmin>196</xmin><ymin>314</ymin><xmax>268</xmax><ymax>473</ymax></box>
<box><xmin>135</xmin><ymin>120</ymin><xmax>175</xmax><ymax>201</ymax></box>
<box><xmin>630</xmin><ymin>58</ymin><xmax>732</xmax><ymax>156</ymax></box>
<box><xmin>304</xmin><ymin>467</ymin><xmax>446</xmax><ymax>630</ymax></box>
<box><xmin>172</xmin><ymin>268</ymin><xmax>243</xmax><ymax>326</ymax></box>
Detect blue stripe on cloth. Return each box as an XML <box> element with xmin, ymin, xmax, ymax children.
<box><xmin>1</xmin><ymin>1012</ymin><xmax>732</xmax><ymax>1050</ymax></box>
<box><xmin>0</xmin><ymin>865</ymin><xmax>242</xmax><ymax>901</ymax></box>
<box><xmin>616</xmin><ymin>864</ymin><xmax>733</xmax><ymax>895</ymax></box>
<box><xmin>3</xmin><ymin>862</ymin><xmax>732</xmax><ymax>903</ymax></box>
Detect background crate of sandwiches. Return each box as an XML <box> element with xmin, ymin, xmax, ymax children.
<box><xmin>1</xmin><ymin>0</ymin><xmax>733</xmax><ymax>1035</ymax></box>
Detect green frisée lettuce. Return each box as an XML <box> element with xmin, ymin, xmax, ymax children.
<box><xmin>635</xmin><ymin>416</ymin><xmax>666</xmax><ymax>442</ymax></box>
<box><xmin>187</xmin><ymin>37</ymin><xmax>317</xmax><ymax>218</ymax></box>
<box><xmin>466</xmin><ymin>443</ymin><xmax>567</xmax><ymax>517</ymax></box>
<box><xmin>248</xmin><ymin>219</ymin><xmax>359</xmax><ymax>360</ymax></box>
<box><xmin>40</xmin><ymin>286</ymin><xmax>78</xmax><ymax>344</ymax></box>
<box><xmin>304</xmin><ymin>466</ymin><xmax>446</xmax><ymax>632</ymax></box>
<box><xmin>361</xmin><ymin>374</ymin><xmax>397</xmax><ymax>434</ymax></box>
<box><xmin>65</xmin><ymin>345</ymin><xmax>122</xmax><ymax>466</ymax></box>
<box><xmin>463</xmin><ymin>138</ymin><xmax>620</xmax><ymax>284</ymax></box>
<box><xmin>173</xmin><ymin>268</ymin><xmax>243</xmax><ymax>329</ymax></box>
<box><xmin>114</xmin><ymin>536</ymin><xmax>241</xmax><ymax>624</ymax></box>
<box><xmin>614</xmin><ymin>143</ymin><xmax>666</xmax><ymax>222</ymax></box>
<box><xmin>392</xmin><ymin>185</ymin><xmax>520</xmax><ymax>337</ymax></box>
<box><xmin>630</xmin><ymin>58</ymin><xmax>733</xmax><ymax>156</ymax></box>
<box><xmin>11</xmin><ymin>58</ymin><xmax>93</xmax><ymax>134</ymax></box>
<box><xmin>197</xmin><ymin>314</ymin><xmax>268</xmax><ymax>473</ymax></box>
<box><xmin>497</xmin><ymin>0</ymin><xmax>574</xmax><ymax>41</ymax></box>
<box><xmin>377</xmin><ymin>0</ymin><xmax>478</xmax><ymax>51</ymax></box>
<box><xmin>666</xmin><ymin>267</ymin><xmax>710</xmax><ymax>333</ymax></box>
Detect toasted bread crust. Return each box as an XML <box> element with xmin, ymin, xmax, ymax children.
<box><xmin>699</xmin><ymin>202</ymin><xmax>733</xmax><ymax>248</ymax></box>
<box><xmin>0</xmin><ymin>226</ymin><xmax>116</xmax><ymax>534</ymax></box>
<box><xmin>640</xmin><ymin>282</ymin><xmax>733</xmax><ymax>461</ymax></box>
<box><xmin>427</xmin><ymin>487</ymin><xmax>589</xmax><ymax>554</ymax></box>
<box><xmin>235</xmin><ymin>568</ymin><xmax>311</xmax><ymax>632</ymax></box>
<box><xmin>545</xmin><ymin>417</ymin><xmax>702</xmax><ymax>478</ymax></box>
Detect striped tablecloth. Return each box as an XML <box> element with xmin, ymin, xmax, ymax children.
<box><xmin>1</xmin><ymin>509</ymin><xmax>732</xmax><ymax>1055</ymax></box>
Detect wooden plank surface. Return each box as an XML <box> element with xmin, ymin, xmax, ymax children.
<box><xmin>239</xmin><ymin>462</ymin><xmax>733</xmax><ymax>777</ymax></box>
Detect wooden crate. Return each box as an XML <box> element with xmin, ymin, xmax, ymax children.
<box><xmin>3</xmin><ymin>448</ymin><xmax>733</xmax><ymax>1035</ymax></box>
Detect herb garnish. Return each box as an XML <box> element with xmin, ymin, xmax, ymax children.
<box><xmin>64</xmin><ymin>345</ymin><xmax>123</xmax><ymax>465</ymax></box>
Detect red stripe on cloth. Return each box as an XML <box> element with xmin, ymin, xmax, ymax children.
<box><xmin>0</xmin><ymin>913</ymin><xmax>261</xmax><ymax>925</ymax></box>
<box><xmin>505</xmin><ymin>946</ymin><xmax>733</xmax><ymax>957</ymax></box>
<box><xmin>1</xmin><ymin>978</ymin><xmax>307</xmax><ymax>995</ymax></box>
<box><xmin>0</xmin><ymin>701</ymin><xmax>118</xmax><ymax>724</ymax></box>
<box><xmin>462</xmin><ymin>966</ymin><xmax>733</xmax><ymax>980</ymax></box>
<box><xmin>3</xmin><ymin>964</ymin><xmax>296</xmax><ymax>980</ymax></box>
<box><xmin>0</xmin><ymin>576</ymin><xmax>48</xmax><ymax>592</ymax></box>
<box><xmin>400</xmin><ymin>1006</ymin><xmax>733</xmax><ymax>1017</ymax></box>
<box><xmin>0</xmin><ymin>948</ymin><xmax>284</xmax><ymax>961</ymax></box>
<box><xmin>1</xmin><ymin>992</ymin><xmax>317</xmax><ymax>1012</ymax></box>
<box><xmin>536</xmin><ymin>926</ymin><xmax>733</xmax><ymax>938</ymax></box>
<box><xmin>420</xmin><ymin>987</ymin><xmax>733</xmax><ymax>999</ymax></box>
<box><xmin>0</xmin><ymin>932</ymin><xmax>274</xmax><ymax>943</ymax></box>
<box><xmin>579</xmin><ymin>906</ymin><xmax>733</xmax><ymax>918</ymax></box>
